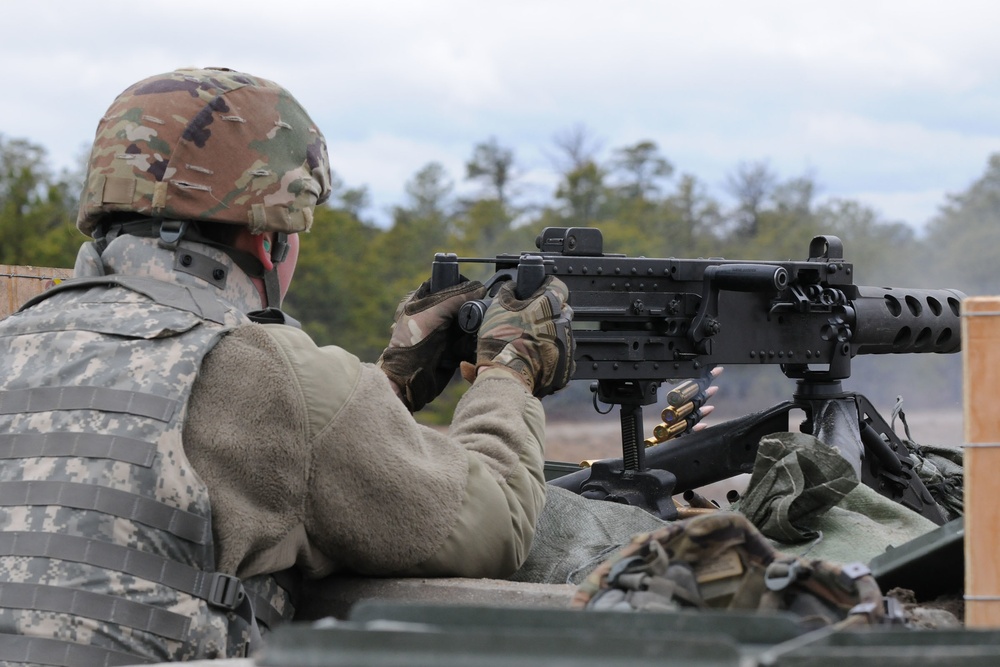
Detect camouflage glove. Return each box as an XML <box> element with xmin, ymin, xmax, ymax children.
<box><xmin>377</xmin><ymin>279</ymin><xmax>486</xmax><ymax>411</ymax></box>
<box><xmin>466</xmin><ymin>276</ymin><xmax>575</xmax><ymax>397</ymax></box>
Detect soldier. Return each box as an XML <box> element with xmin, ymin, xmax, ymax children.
<box><xmin>0</xmin><ymin>67</ymin><xmax>573</xmax><ymax>664</ymax></box>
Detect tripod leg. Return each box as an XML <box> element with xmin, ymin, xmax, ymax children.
<box><xmin>802</xmin><ymin>393</ymin><xmax>946</xmax><ymax>525</ymax></box>
<box><xmin>854</xmin><ymin>395</ymin><xmax>946</xmax><ymax>525</ymax></box>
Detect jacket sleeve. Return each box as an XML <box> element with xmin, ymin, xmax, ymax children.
<box><xmin>263</xmin><ymin>325</ymin><xmax>547</xmax><ymax>579</ymax></box>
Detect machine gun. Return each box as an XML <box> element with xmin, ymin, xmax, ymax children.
<box><xmin>431</xmin><ymin>227</ymin><xmax>964</xmax><ymax>524</ymax></box>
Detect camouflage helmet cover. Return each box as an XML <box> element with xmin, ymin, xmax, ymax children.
<box><xmin>77</xmin><ymin>67</ymin><xmax>332</xmax><ymax>237</ymax></box>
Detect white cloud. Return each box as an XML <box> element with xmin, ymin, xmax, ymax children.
<box><xmin>328</xmin><ymin>133</ymin><xmax>470</xmax><ymax>216</ymax></box>
<box><xmin>2</xmin><ymin>0</ymin><xmax>1000</xmax><ymax>229</ymax></box>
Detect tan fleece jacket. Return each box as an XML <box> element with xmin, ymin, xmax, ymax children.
<box><xmin>183</xmin><ymin>322</ymin><xmax>547</xmax><ymax>582</ymax></box>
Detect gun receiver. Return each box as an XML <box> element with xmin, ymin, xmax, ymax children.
<box><xmin>432</xmin><ymin>227</ymin><xmax>964</xmax><ymax>523</ymax></box>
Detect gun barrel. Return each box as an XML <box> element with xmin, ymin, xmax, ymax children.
<box><xmin>852</xmin><ymin>286</ymin><xmax>965</xmax><ymax>355</ymax></box>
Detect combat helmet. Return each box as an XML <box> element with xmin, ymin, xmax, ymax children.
<box><xmin>77</xmin><ymin>67</ymin><xmax>332</xmax><ymax>304</ymax></box>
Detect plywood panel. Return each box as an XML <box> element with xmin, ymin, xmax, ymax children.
<box><xmin>963</xmin><ymin>296</ymin><xmax>1000</xmax><ymax>627</ymax></box>
<box><xmin>0</xmin><ymin>265</ymin><xmax>73</xmax><ymax>319</ymax></box>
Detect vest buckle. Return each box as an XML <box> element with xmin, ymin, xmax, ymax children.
<box><xmin>208</xmin><ymin>572</ymin><xmax>246</xmax><ymax>611</ymax></box>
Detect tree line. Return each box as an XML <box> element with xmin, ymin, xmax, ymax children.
<box><xmin>1</xmin><ymin>130</ymin><xmax>995</xmax><ymax>425</ymax></box>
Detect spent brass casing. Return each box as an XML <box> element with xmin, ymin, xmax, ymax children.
<box><xmin>683</xmin><ymin>489</ymin><xmax>719</xmax><ymax>509</ymax></box>
<box><xmin>675</xmin><ymin>506</ymin><xmax>719</xmax><ymax>519</ymax></box>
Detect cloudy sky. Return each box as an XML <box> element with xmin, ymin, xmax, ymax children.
<box><xmin>3</xmin><ymin>1</ymin><xmax>998</xmax><ymax>231</ymax></box>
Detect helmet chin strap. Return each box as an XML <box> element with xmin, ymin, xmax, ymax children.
<box><xmin>257</xmin><ymin>232</ymin><xmax>289</xmax><ymax>309</ymax></box>
<box><xmin>262</xmin><ymin>272</ymin><xmax>282</xmax><ymax>309</ymax></box>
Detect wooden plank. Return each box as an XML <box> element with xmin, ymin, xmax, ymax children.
<box><xmin>0</xmin><ymin>265</ymin><xmax>73</xmax><ymax>319</ymax></box>
<box><xmin>963</xmin><ymin>296</ymin><xmax>1000</xmax><ymax>627</ymax></box>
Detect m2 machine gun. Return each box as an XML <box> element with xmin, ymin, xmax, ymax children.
<box><xmin>431</xmin><ymin>227</ymin><xmax>964</xmax><ymax>524</ymax></box>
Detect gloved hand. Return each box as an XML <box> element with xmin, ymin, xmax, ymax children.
<box><xmin>463</xmin><ymin>276</ymin><xmax>575</xmax><ymax>397</ymax></box>
<box><xmin>377</xmin><ymin>279</ymin><xmax>486</xmax><ymax>411</ymax></box>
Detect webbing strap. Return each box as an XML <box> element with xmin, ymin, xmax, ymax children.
<box><xmin>0</xmin><ymin>582</ymin><xmax>189</xmax><ymax>641</ymax></box>
<box><xmin>0</xmin><ymin>635</ymin><xmax>154</xmax><ymax>666</ymax></box>
<box><xmin>0</xmin><ymin>387</ymin><xmax>178</xmax><ymax>422</ymax></box>
<box><xmin>0</xmin><ymin>481</ymin><xmax>210</xmax><ymax>544</ymax></box>
<box><xmin>247</xmin><ymin>590</ymin><xmax>284</xmax><ymax>630</ymax></box>
<box><xmin>0</xmin><ymin>532</ymin><xmax>210</xmax><ymax>597</ymax></box>
<box><xmin>0</xmin><ymin>532</ymin><xmax>282</xmax><ymax>628</ymax></box>
<box><xmin>0</xmin><ymin>432</ymin><xmax>157</xmax><ymax>467</ymax></box>
<box><xmin>263</xmin><ymin>270</ymin><xmax>281</xmax><ymax>309</ymax></box>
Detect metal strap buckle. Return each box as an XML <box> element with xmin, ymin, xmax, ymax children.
<box><xmin>764</xmin><ymin>559</ymin><xmax>803</xmax><ymax>592</ymax></box>
<box><xmin>208</xmin><ymin>572</ymin><xmax>245</xmax><ymax>610</ymax></box>
<box><xmin>271</xmin><ymin>232</ymin><xmax>290</xmax><ymax>264</ymax></box>
<box><xmin>158</xmin><ymin>219</ymin><xmax>189</xmax><ymax>250</ymax></box>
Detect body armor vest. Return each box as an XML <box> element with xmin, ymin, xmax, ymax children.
<box><xmin>0</xmin><ymin>267</ymin><xmax>293</xmax><ymax>664</ymax></box>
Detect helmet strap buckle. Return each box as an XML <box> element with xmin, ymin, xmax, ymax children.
<box><xmin>158</xmin><ymin>219</ymin><xmax>190</xmax><ymax>251</ymax></box>
<box><xmin>271</xmin><ymin>232</ymin><xmax>290</xmax><ymax>264</ymax></box>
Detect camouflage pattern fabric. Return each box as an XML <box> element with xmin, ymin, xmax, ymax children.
<box><xmin>572</xmin><ymin>512</ymin><xmax>886</xmax><ymax>630</ymax></box>
<box><xmin>738</xmin><ymin>432</ymin><xmax>859</xmax><ymax>543</ymax></box>
<box><xmin>467</xmin><ymin>277</ymin><xmax>574</xmax><ymax>397</ymax></box>
<box><xmin>77</xmin><ymin>67</ymin><xmax>332</xmax><ymax>237</ymax></box>
<box><xmin>889</xmin><ymin>398</ymin><xmax>964</xmax><ymax>521</ymax></box>
<box><xmin>0</xmin><ymin>236</ymin><xmax>292</xmax><ymax>664</ymax></box>
<box><xmin>377</xmin><ymin>279</ymin><xmax>486</xmax><ymax>411</ymax></box>
<box><xmin>907</xmin><ymin>443</ymin><xmax>963</xmax><ymax>521</ymax></box>
<box><xmin>243</xmin><ymin>573</ymin><xmax>298</xmax><ymax>635</ymax></box>
<box><xmin>508</xmin><ymin>486</ymin><xmax>667</xmax><ymax>585</ymax></box>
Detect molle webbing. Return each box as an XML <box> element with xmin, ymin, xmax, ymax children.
<box><xmin>0</xmin><ymin>432</ymin><xmax>157</xmax><ymax>468</ymax></box>
<box><xmin>0</xmin><ymin>582</ymin><xmax>189</xmax><ymax>641</ymax></box>
<box><xmin>0</xmin><ymin>635</ymin><xmax>154</xmax><ymax>666</ymax></box>
<box><xmin>0</xmin><ymin>481</ymin><xmax>211</xmax><ymax>545</ymax></box>
<box><xmin>0</xmin><ymin>387</ymin><xmax>179</xmax><ymax>422</ymax></box>
<box><xmin>0</xmin><ymin>532</ymin><xmax>283</xmax><ymax>630</ymax></box>
<box><xmin>0</xmin><ymin>272</ymin><xmax>288</xmax><ymax>659</ymax></box>
<box><xmin>0</xmin><ymin>419</ymin><xmax>288</xmax><ymax>634</ymax></box>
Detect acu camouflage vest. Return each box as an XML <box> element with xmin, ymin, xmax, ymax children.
<box><xmin>0</xmin><ymin>268</ymin><xmax>292</xmax><ymax>665</ymax></box>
